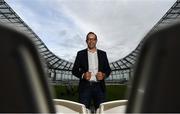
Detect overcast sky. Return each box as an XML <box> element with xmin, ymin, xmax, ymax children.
<box><xmin>6</xmin><ymin>0</ymin><xmax>176</xmax><ymax>62</ymax></box>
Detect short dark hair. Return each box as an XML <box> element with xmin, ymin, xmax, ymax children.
<box><xmin>86</xmin><ymin>32</ymin><xmax>97</xmax><ymax>41</ymax></box>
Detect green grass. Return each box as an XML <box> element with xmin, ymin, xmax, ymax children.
<box><xmin>52</xmin><ymin>84</ymin><xmax>127</xmax><ymax>102</ymax></box>
<box><xmin>52</xmin><ymin>85</ymin><xmax>79</xmax><ymax>102</ymax></box>
<box><xmin>106</xmin><ymin>85</ymin><xmax>127</xmax><ymax>101</ymax></box>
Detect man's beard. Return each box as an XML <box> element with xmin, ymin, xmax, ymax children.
<box><xmin>88</xmin><ymin>44</ymin><xmax>96</xmax><ymax>49</ymax></box>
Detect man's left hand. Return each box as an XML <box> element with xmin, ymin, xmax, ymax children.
<box><xmin>96</xmin><ymin>72</ymin><xmax>105</xmax><ymax>80</ymax></box>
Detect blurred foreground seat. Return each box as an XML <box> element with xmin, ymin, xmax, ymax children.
<box><xmin>54</xmin><ymin>99</ymin><xmax>90</xmax><ymax>114</ymax></box>
<box><xmin>126</xmin><ymin>22</ymin><xmax>180</xmax><ymax>113</ymax></box>
<box><xmin>0</xmin><ymin>24</ymin><xmax>55</xmax><ymax>112</ymax></box>
<box><xmin>98</xmin><ymin>100</ymin><xmax>127</xmax><ymax>114</ymax></box>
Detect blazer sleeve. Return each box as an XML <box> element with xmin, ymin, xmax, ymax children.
<box><xmin>104</xmin><ymin>52</ymin><xmax>111</xmax><ymax>78</ymax></box>
<box><xmin>72</xmin><ymin>52</ymin><xmax>84</xmax><ymax>79</ymax></box>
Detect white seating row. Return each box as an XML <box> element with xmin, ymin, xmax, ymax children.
<box><xmin>54</xmin><ymin>99</ymin><xmax>127</xmax><ymax>114</ymax></box>
<box><xmin>97</xmin><ymin>100</ymin><xmax>127</xmax><ymax>114</ymax></box>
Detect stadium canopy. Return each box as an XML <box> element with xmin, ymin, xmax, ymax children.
<box><xmin>0</xmin><ymin>0</ymin><xmax>180</xmax><ymax>84</ymax></box>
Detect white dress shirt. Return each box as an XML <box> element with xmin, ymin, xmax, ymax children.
<box><xmin>88</xmin><ymin>50</ymin><xmax>98</xmax><ymax>82</ymax></box>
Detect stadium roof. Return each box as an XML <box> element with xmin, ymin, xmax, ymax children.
<box><xmin>0</xmin><ymin>0</ymin><xmax>180</xmax><ymax>81</ymax></box>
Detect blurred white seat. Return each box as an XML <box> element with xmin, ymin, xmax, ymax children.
<box><xmin>54</xmin><ymin>99</ymin><xmax>90</xmax><ymax>114</ymax></box>
<box><xmin>98</xmin><ymin>100</ymin><xmax>127</xmax><ymax>114</ymax></box>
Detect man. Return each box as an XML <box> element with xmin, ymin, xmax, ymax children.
<box><xmin>72</xmin><ymin>32</ymin><xmax>111</xmax><ymax>110</ymax></box>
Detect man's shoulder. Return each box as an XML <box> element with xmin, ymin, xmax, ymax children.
<box><xmin>97</xmin><ymin>49</ymin><xmax>106</xmax><ymax>54</ymax></box>
<box><xmin>77</xmin><ymin>49</ymin><xmax>87</xmax><ymax>54</ymax></box>
<box><xmin>77</xmin><ymin>48</ymin><xmax>106</xmax><ymax>54</ymax></box>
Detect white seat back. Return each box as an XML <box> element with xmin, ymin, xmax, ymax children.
<box><xmin>54</xmin><ymin>99</ymin><xmax>89</xmax><ymax>114</ymax></box>
<box><xmin>98</xmin><ymin>100</ymin><xmax>127</xmax><ymax>114</ymax></box>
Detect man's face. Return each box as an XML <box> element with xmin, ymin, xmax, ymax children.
<box><xmin>86</xmin><ymin>34</ymin><xmax>97</xmax><ymax>49</ymax></box>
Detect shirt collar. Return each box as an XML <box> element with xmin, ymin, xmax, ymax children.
<box><xmin>87</xmin><ymin>48</ymin><xmax>97</xmax><ymax>53</ymax></box>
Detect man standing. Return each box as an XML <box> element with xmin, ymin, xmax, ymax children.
<box><xmin>72</xmin><ymin>32</ymin><xmax>111</xmax><ymax>110</ymax></box>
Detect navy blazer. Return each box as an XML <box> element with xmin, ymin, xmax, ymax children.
<box><xmin>72</xmin><ymin>49</ymin><xmax>111</xmax><ymax>92</ymax></box>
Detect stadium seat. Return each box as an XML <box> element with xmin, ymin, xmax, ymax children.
<box><xmin>98</xmin><ymin>100</ymin><xmax>127</xmax><ymax>114</ymax></box>
<box><xmin>126</xmin><ymin>22</ymin><xmax>180</xmax><ymax>113</ymax></box>
<box><xmin>54</xmin><ymin>99</ymin><xmax>90</xmax><ymax>114</ymax></box>
<box><xmin>0</xmin><ymin>24</ymin><xmax>55</xmax><ymax>112</ymax></box>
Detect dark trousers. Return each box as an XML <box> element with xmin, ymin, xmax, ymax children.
<box><xmin>79</xmin><ymin>82</ymin><xmax>106</xmax><ymax>110</ymax></box>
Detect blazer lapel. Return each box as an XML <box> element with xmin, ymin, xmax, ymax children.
<box><xmin>84</xmin><ymin>49</ymin><xmax>89</xmax><ymax>71</ymax></box>
<box><xmin>97</xmin><ymin>49</ymin><xmax>101</xmax><ymax>71</ymax></box>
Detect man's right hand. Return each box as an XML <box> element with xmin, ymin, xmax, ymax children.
<box><xmin>83</xmin><ymin>72</ymin><xmax>91</xmax><ymax>80</ymax></box>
